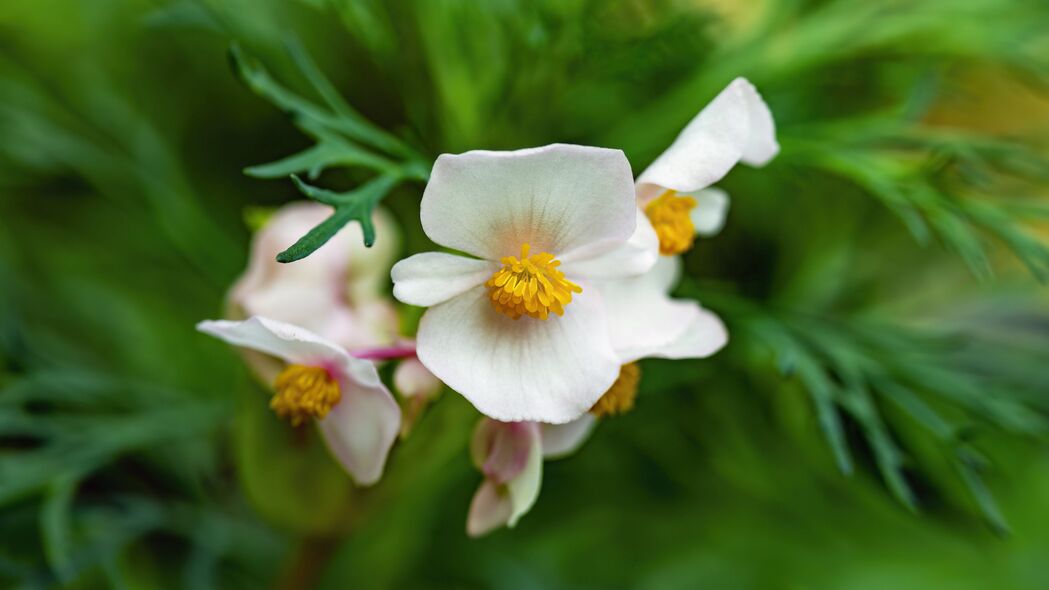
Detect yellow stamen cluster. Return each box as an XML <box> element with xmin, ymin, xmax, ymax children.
<box><xmin>645</xmin><ymin>190</ymin><xmax>698</xmax><ymax>256</ymax></box>
<box><xmin>271</xmin><ymin>364</ymin><xmax>341</xmax><ymax>426</ymax></box>
<box><xmin>485</xmin><ymin>243</ymin><xmax>582</xmax><ymax>320</ymax></box>
<box><xmin>590</xmin><ymin>363</ymin><xmax>641</xmax><ymax>417</ymax></box>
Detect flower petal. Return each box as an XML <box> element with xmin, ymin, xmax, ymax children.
<box><xmin>317</xmin><ymin>377</ymin><xmax>401</xmax><ymax>486</ymax></box>
<box><xmin>471</xmin><ymin>419</ymin><xmax>534</xmax><ymax>485</ymax></box>
<box><xmin>393</xmin><ymin>357</ymin><xmax>442</xmax><ymax>399</ymax></box>
<box><xmin>506</xmin><ymin>425</ymin><xmax>542</xmax><ymax>527</ymax></box>
<box><xmin>541</xmin><ymin>414</ymin><xmax>597</xmax><ymax>459</ymax></box>
<box><xmin>636</xmin><ymin>78</ymin><xmax>779</xmax><ymax>202</ymax></box>
<box><xmin>596</xmin><ymin>257</ymin><xmax>727</xmax><ymax>362</ymax></box>
<box><xmin>416</xmin><ymin>287</ymin><xmax>620</xmax><ymax>424</ymax></box>
<box><xmin>466</xmin><ymin>480</ymin><xmax>512</xmax><ymax>537</ymax></box>
<box><xmin>651</xmin><ymin>306</ymin><xmax>728</xmax><ymax>360</ymax></box>
<box><xmin>559</xmin><ymin>208</ymin><xmax>659</xmax><ymax>280</ymax></box>
<box><xmin>688</xmin><ymin>188</ymin><xmax>730</xmax><ymax>237</ymax></box>
<box><xmin>391</xmin><ymin>252</ymin><xmax>496</xmax><ymax>307</ymax></box>
<box><xmin>197</xmin><ymin>316</ymin><xmax>350</xmax><ymax>367</ymax></box>
<box><xmin>420</xmin><ymin>144</ymin><xmax>637</xmax><ymax>260</ymax></box>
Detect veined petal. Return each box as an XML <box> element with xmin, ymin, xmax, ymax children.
<box><xmin>541</xmin><ymin>414</ymin><xmax>597</xmax><ymax>459</ymax></box>
<box><xmin>197</xmin><ymin>316</ymin><xmax>350</xmax><ymax>368</ymax></box>
<box><xmin>416</xmin><ymin>287</ymin><xmax>620</xmax><ymax>424</ymax></box>
<box><xmin>596</xmin><ymin>257</ymin><xmax>727</xmax><ymax>362</ymax></box>
<box><xmin>391</xmin><ymin>252</ymin><xmax>496</xmax><ymax>307</ymax></box>
<box><xmin>317</xmin><ymin>379</ymin><xmax>401</xmax><ymax>486</ymax></box>
<box><xmin>636</xmin><ymin>78</ymin><xmax>779</xmax><ymax>202</ymax></box>
<box><xmin>559</xmin><ymin>208</ymin><xmax>659</xmax><ymax>280</ymax></box>
<box><xmin>688</xmin><ymin>188</ymin><xmax>730</xmax><ymax>237</ymax></box>
<box><xmin>420</xmin><ymin>144</ymin><xmax>637</xmax><ymax>260</ymax></box>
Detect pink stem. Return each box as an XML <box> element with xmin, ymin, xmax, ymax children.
<box><xmin>351</xmin><ymin>344</ymin><xmax>417</xmax><ymax>361</ymax></box>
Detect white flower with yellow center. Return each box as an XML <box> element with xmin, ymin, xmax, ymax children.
<box><xmin>391</xmin><ymin>144</ymin><xmax>658</xmax><ymax>424</ymax></box>
<box><xmin>197</xmin><ymin>316</ymin><xmax>401</xmax><ymax>486</ymax></box>
<box><xmin>637</xmin><ymin>77</ymin><xmax>779</xmax><ymax>256</ymax></box>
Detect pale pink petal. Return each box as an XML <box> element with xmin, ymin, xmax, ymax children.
<box><xmin>317</xmin><ymin>378</ymin><xmax>402</xmax><ymax>486</ymax></box>
<box><xmin>466</xmin><ymin>480</ymin><xmax>512</xmax><ymax>537</ymax></box>
<box><xmin>393</xmin><ymin>357</ymin><xmax>442</xmax><ymax>399</ymax></box>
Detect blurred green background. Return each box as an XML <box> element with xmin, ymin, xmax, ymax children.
<box><xmin>2</xmin><ymin>0</ymin><xmax>1049</xmax><ymax>588</ymax></box>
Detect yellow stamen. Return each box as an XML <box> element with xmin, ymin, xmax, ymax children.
<box><xmin>271</xmin><ymin>364</ymin><xmax>341</xmax><ymax>426</ymax></box>
<box><xmin>645</xmin><ymin>190</ymin><xmax>698</xmax><ymax>256</ymax></box>
<box><xmin>590</xmin><ymin>363</ymin><xmax>641</xmax><ymax>417</ymax></box>
<box><xmin>485</xmin><ymin>243</ymin><xmax>582</xmax><ymax>320</ymax></box>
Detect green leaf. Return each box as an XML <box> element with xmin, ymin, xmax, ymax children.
<box><xmin>276</xmin><ymin>173</ymin><xmax>400</xmax><ymax>262</ymax></box>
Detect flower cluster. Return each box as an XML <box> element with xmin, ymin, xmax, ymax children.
<box><xmin>198</xmin><ymin>77</ymin><xmax>777</xmax><ymax>535</ymax></box>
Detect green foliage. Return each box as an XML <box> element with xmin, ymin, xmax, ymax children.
<box><xmin>2</xmin><ymin>0</ymin><xmax>1049</xmax><ymax>588</ymax></box>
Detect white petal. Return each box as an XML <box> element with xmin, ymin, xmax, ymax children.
<box><xmin>541</xmin><ymin>414</ymin><xmax>597</xmax><ymax>459</ymax></box>
<box><xmin>466</xmin><ymin>480</ymin><xmax>512</xmax><ymax>537</ymax></box>
<box><xmin>651</xmin><ymin>307</ymin><xmax>728</xmax><ymax>360</ymax></box>
<box><xmin>196</xmin><ymin>316</ymin><xmax>350</xmax><ymax>367</ymax></box>
<box><xmin>415</xmin><ymin>287</ymin><xmax>620</xmax><ymax>424</ymax></box>
<box><xmin>317</xmin><ymin>378</ymin><xmax>401</xmax><ymax>486</ymax></box>
<box><xmin>596</xmin><ymin>257</ymin><xmax>726</xmax><ymax>362</ymax></box>
<box><xmin>420</xmin><ymin>144</ymin><xmax>637</xmax><ymax>260</ymax></box>
<box><xmin>636</xmin><ymin>78</ymin><xmax>779</xmax><ymax>202</ymax></box>
<box><xmin>688</xmin><ymin>188</ymin><xmax>730</xmax><ymax>237</ymax></box>
<box><xmin>559</xmin><ymin>208</ymin><xmax>659</xmax><ymax>280</ymax></box>
<box><xmin>391</xmin><ymin>252</ymin><xmax>496</xmax><ymax>307</ymax></box>
<box><xmin>506</xmin><ymin>425</ymin><xmax>542</xmax><ymax>527</ymax></box>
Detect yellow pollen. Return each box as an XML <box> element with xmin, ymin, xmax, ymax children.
<box><xmin>645</xmin><ymin>190</ymin><xmax>698</xmax><ymax>256</ymax></box>
<box><xmin>271</xmin><ymin>364</ymin><xmax>341</xmax><ymax>426</ymax></box>
<box><xmin>485</xmin><ymin>243</ymin><xmax>582</xmax><ymax>320</ymax></box>
<box><xmin>590</xmin><ymin>363</ymin><xmax>641</xmax><ymax>417</ymax></box>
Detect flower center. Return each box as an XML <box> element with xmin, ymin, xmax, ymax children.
<box><xmin>590</xmin><ymin>363</ymin><xmax>641</xmax><ymax>417</ymax></box>
<box><xmin>485</xmin><ymin>243</ymin><xmax>582</xmax><ymax>320</ymax></box>
<box><xmin>645</xmin><ymin>190</ymin><xmax>697</xmax><ymax>256</ymax></box>
<box><xmin>271</xmin><ymin>364</ymin><xmax>341</xmax><ymax>426</ymax></box>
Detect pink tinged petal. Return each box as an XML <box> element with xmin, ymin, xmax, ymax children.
<box><xmin>636</xmin><ymin>78</ymin><xmax>779</xmax><ymax>202</ymax></box>
<box><xmin>393</xmin><ymin>357</ymin><xmax>443</xmax><ymax>399</ymax></box>
<box><xmin>596</xmin><ymin>257</ymin><xmax>727</xmax><ymax>362</ymax></box>
<box><xmin>471</xmin><ymin>419</ymin><xmax>534</xmax><ymax>485</ymax></box>
<box><xmin>559</xmin><ymin>208</ymin><xmax>659</xmax><ymax>280</ymax></box>
<box><xmin>467</xmin><ymin>480</ymin><xmax>512</xmax><ymax>537</ymax></box>
<box><xmin>420</xmin><ymin>144</ymin><xmax>637</xmax><ymax>260</ymax></box>
<box><xmin>391</xmin><ymin>252</ymin><xmax>497</xmax><ymax>307</ymax></box>
<box><xmin>541</xmin><ymin>414</ymin><xmax>597</xmax><ymax>459</ymax></box>
<box><xmin>506</xmin><ymin>427</ymin><xmax>543</xmax><ymax>527</ymax></box>
<box><xmin>317</xmin><ymin>379</ymin><xmax>402</xmax><ymax>486</ymax></box>
<box><xmin>688</xmin><ymin>188</ymin><xmax>730</xmax><ymax>237</ymax></box>
<box><xmin>416</xmin><ymin>287</ymin><xmax>621</xmax><ymax>424</ymax></box>
<box><xmin>196</xmin><ymin>316</ymin><xmax>351</xmax><ymax>367</ymax></box>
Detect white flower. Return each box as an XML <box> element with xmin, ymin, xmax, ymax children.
<box><xmin>197</xmin><ymin>316</ymin><xmax>401</xmax><ymax>486</ymax></box>
<box><xmin>228</xmin><ymin>201</ymin><xmax>401</xmax><ymax>352</ymax></box>
<box><xmin>466</xmin><ymin>416</ymin><xmax>595</xmax><ymax>537</ymax></box>
<box><xmin>391</xmin><ymin>144</ymin><xmax>657</xmax><ymax>424</ymax></box>
<box><xmin>637</xmin><ymin>77</ymin><xmax>779</xmax><ymax>255</ymax></box>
